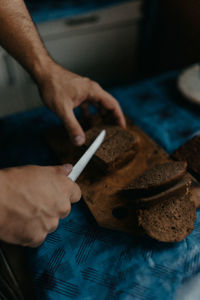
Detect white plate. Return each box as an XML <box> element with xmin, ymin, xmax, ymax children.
<box><xmin>178</xmin><ymin>63</ymin><xmax>200</xmax><ymax>105</ymax></box>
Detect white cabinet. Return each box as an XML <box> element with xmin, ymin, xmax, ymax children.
<box><xmin>0</xmin><ymin>0</ymin><xmax>143</xmax><ymax>117</ymax></box>
<box><xmin>0</xmin><ymin>49</ymin><xmax>28</xmax><ymax>116</ymax></box>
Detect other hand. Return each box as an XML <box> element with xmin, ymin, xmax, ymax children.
<box><xmin>37</xmin><ymin>61</ymin><xmax>126</xmax><ymax>146</ymax></box>
<box><xmin>0</xmin><ymin>164</ymin><xmax>81</xmax><ymax>247</ymax></box>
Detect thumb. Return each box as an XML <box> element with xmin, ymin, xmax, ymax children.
<box><xmin>62</xmin><ymin>164</ymin><xmax>73</xmax><ymax>176</ymax></box>
<box><xmin>64</xmin><ymin>110</ymin><xmax>86</xmax><ymax>146</ymax></box>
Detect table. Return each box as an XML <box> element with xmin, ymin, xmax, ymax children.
<box><xmin>1</xmin><ymin>70</ymin><xmax>200</xmax><ymax>299</ymax></box>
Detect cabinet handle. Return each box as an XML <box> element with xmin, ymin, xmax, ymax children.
<box><xmin>65</xmin><ymin>14</ymin><xmax>99</xmax><ymax>26</ymax></box>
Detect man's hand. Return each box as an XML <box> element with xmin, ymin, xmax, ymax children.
<box><xmin>37</xmin><ymin>62</ymin><xmax>126</xmax><ymax>146</ymax></box>
<box><xmin>0</xmin><ymin>164</ymin><xmax>81</xmax><ymax>247</ymax></box>
<box><xmin>0</xmin><ymin>0</ymin><xmax>126</xmax><ymax>146</ymax></box>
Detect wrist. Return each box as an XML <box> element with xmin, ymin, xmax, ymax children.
<box><xmin>0</xmin><ymin>170</ymin><xmax>9</xmax><ymax>227</ymax></box>
<box><xmin>31</xmin><ymin>54</ymin><xmax>54</xmax><ymax>84</ymax></box>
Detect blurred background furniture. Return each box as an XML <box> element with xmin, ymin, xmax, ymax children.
<box><xmin>139</xmin><ymin>0</ymin><xmax>200</xmax><ymax>77</ymax></box>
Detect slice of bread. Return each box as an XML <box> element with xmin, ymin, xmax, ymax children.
<box><xmin>123</xmin><ymin>161</ymin><xmax>187</xmax><ymax>199</ymax></box>
<box><xmin>172</xmin><ymin>136</ymin><xmax>200</xmax><ymax>180</ymax></box>
<box><xmin>119</xmin><ymin>161</ymin><xmax>196</xmax><ymax>242</ymax></box>
<box><xmin>84</xmin><ymin>125</ymin><xmax>138</xmax><ymax>172</ymax></box>
<box><xmin>122</xmin><ymin>175</ymin><xmax>191</xmax><ymax>208</ymax></box>
<box><xmin>138</xmin><ymin>192</ymin><xmax>196</xmax><ymax>242</ymax></box>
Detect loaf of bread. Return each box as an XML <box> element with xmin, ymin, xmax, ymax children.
<box><xmin>121</xmin><ymin>161</ymin><xmax>196</xmax><ymax>242</ymax></box>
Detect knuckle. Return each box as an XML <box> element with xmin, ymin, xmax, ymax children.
<box><xmin>23</xmin><ymin>232</ymin><xmax>46</xmax><ymax>248</ymax></box>
<box><xmin>65</xmin><ymin>202</ymin><xmax>71</xmax><ymax>215</ymax></box>
<box><xmin>82</xmin><ymin>77</ymin><xmax>91</xmax><ymax>84</ymax></box>
<box><xmin>49</xmin><ymin>219</ymin><xmax>59</xmax><ymax>233</ymax></box>
<box><xmin>60</xmin><ymin>201</ymin><xmax>71</xmax><ymax>218</ymax></box>
<box><xmin>30</xmin><ymin>240</ymin><xmax>44</xmax><ymax>248</ymax></box>
<box><xmin>32</xmin><ymin>233</ymin><xmax>46</xmax><ymax>247</ymax></box>
<box><xmin>90</xmin><ymin>80</ymin><xmax>100</xmax><ymax>90</ymax></box>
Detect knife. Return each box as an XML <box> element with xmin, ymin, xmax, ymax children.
<box><xmin>68</xmin><ymin>129</ymin><xmax>106</xmax><ymax>182</ymax></box>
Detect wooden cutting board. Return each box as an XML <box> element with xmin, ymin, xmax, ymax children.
<box><xmin>46</xmin><ymin>118</ymin><xmax>200</xmax><ymax>235</ymax></box>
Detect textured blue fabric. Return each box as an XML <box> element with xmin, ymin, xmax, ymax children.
<box><xmin>1</xmin><ymin>71</ymin><xmax>200</xmax><ymax>299</ymax></box>
<box><xmin>25</xmin><ymin>0</ymin><xmax>131</xmax><ymax>23</ymax></box>
<box><xmin>111</xmin><ymin>71</ymin><xmax>200</xmax><ymax>154</ymax></box>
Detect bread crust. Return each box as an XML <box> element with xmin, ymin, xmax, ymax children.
<box><xmin>138</xmin><ymin>193</ymin><xmax>196</xmax><ymax>242</ymax></box>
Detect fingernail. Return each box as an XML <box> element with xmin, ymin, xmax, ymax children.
<box><xmin>63</xmin><ymin>164</ymin><xmax>73</xmax><ymax>175</ymax></box>
<box><xmin>74</xmin><ymin>135</ymin><xmax>84</xmax><ymax>146</ymax></box>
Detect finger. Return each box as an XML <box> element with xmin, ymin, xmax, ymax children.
<box><xmin>28</xmin><ymin>236</ymin><xmax>46</xmax><ymax>248</ymax></box>
<box><xmin>62</xmin><ymin>164</ymin><xmax>73</xmax><ymax>176</ymax></box>
<box><xmin>21</xmin><ymin>232</ymin><xmax>47</xmax><ymax>248</ymax></box>
<box><xmin>60</xmin><ymin>201</ymin><xmax>71</xmax><ymax>219</ymax></box>
<box><xmin>48</xmin><ymin>218</ymin><xmax>59</xmax><ymax>234</ymax></box>
<box><xmin>64</xmin><ymin>109</ymin><xmax>86</xmax><ymax>146</ymax></box>
<box><xmin>54</xmin><ymin>164</ymin><xmax>73</xmax><ymax>177</ymax></box>
<box><xmin>70</xmin><ymin>183</ymin><xmax>82</xmax><ymax>204</ymax></box>
<box><xmin>89</xmin><ymin>82</ymin><xmax>126</xmax><ymax>128</ymax></box>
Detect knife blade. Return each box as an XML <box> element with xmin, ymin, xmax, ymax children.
<box><xmin>68</xmin><ymin>129</ymin><xmax>106</xmax><ymax>182</ymax></box>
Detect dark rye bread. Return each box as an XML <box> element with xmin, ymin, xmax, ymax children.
<box><xmin>138</xmin><ymin>192</ymin><xmax>196</xmax><ymax>242</ymax></box>
<box><xmin>172</xmin><ymin>136</ymin><xmax>200</xmax><ymax>180</ymax></box>
<box><xmin>190</xmin><ymin>180</ymin><xmax>200</xmax><ymax>209</ymax></box>
<box><xmin>84</xmin><ymin>125</ymin><xmax>138</xmax><ymax>172</ymax></box>
<box><xmin>123</xmin><ymin>175</ymin><xmax>191</xmax><ymax>208</ymax></box>
<box><xmin>123</xmin><ymin>161</ymin><xmax>187</xmax><ymax>199</ymax></box>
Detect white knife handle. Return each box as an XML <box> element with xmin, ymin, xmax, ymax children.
<box><xmin>68</xmin><ymin>130</ymin><xmax>106</xmax><ymax>182</ymax></box>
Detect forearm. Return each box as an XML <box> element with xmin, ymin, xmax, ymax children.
<box><xmin>0</xmin><ymin>0</ymin><xmax>52</xmax><ymax>82</ymax></box>
<box><xmin>0</xmin><ymin>2</ymin><xmax>126</xmax><ymax>143</ymax></box>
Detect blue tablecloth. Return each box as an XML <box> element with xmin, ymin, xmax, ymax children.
<box><xmin>1</xmin><ymin>71</ymin><xmax>200</xmax><ymax>299</ymax></box>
